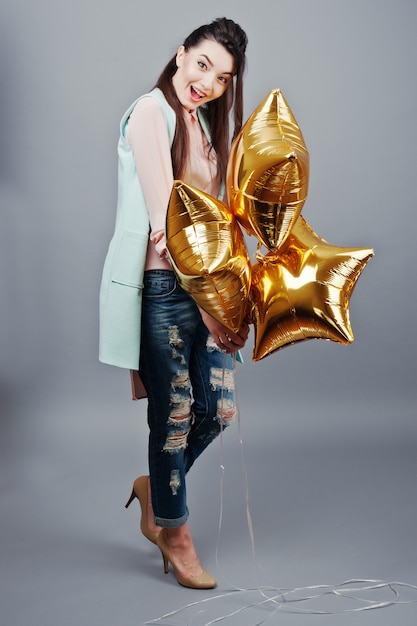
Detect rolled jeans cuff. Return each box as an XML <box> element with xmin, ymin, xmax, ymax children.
<box><xmin>154</xmin><ymin>508</ymin><xmax>189</xmax><ymax>528</ymax></box>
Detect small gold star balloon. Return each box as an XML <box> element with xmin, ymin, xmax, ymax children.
<box><xmin>249</xmin><ymin>216</ymin><xmax>374</xmax><ymax>361</ymax></box>
<box><xmin>166</xmin><ymin>181</ymin><xmax>251</xmax><ymax>333</ymax></box>
<box><xmin>227</xmin><ymin>88</ymin><xmax>309</xmax><ymax>251</ymax></box>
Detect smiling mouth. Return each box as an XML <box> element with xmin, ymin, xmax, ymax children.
<box><xmin>190</xmin><ymin>85</ymin><xmax>206</xmax><ymax>100</ymax></box>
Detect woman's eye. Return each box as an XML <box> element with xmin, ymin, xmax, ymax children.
<box><xmin>218</xmin><ymin>76</ymin><xmax>227</xmax><ymax>84</ymax></box>
<box><xmin>198</xmin><ymin>61</ymin><xmax>207</xmax><ymax>70</ymax></box>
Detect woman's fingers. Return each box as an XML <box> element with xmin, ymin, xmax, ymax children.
<box><xmin>217</xmin><ymin>323</ymin><xmax>250</xmax><ymax>352</ymax></box>
<box><xmin>198</xmin><ymin>306</ymin><xmax>250</xmax><ymax>353</ymax></box>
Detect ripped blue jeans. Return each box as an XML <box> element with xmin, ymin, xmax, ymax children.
<box><xmin>139</xmin><ymin>270</ymin><xmax>236</xmax><ymax>527</ymax></box>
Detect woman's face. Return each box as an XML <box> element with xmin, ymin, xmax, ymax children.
<box><xmin>172</xmin><ymin>39</ymin><xmax>235</xmax><ymax>111</ymax></box>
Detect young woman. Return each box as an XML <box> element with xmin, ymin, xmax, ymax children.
<box><xmin>99</xmin><ymin>17</ymin><xmax>249</xmax><ymax>589</ymax></box>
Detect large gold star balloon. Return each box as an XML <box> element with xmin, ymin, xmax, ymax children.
<box><xmin>249</xmin><ymin>216</ymin><xmax>374</xmax><ymax>361</ymax></box>
<box><xmin>227</xmin><ymin>88</ymin><xmax>309</xmax><ymax>251</ymax></box>
<box><xmin>166</xmin><ymin>181</ymin><xmax>251</xmax><ymax>333</ymax></box>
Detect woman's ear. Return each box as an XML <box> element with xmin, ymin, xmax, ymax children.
<box><xmin>175</xmin><ymin>45</ymin><xmax>186</xmax><ymax>67</ymax></box>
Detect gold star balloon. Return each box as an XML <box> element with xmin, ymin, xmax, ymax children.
<box><xmin>227</xmin><ymin>88</ymin><xmax>309</xmax><ymax>251</ymax></box>
<box><xmin>166</xmin><ymin>181</ymin><xmax>251</xmax><ymax>333</ymax></box>
<box><xmin>249</xmin><ymin>216</ymin><xmax>374</xmax><ymax>361</ymax></box>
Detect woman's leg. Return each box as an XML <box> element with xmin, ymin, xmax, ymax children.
<box><xmin>139</xmin><ymin>271</ymin><xmax>199</xmax><ymax>527</ymax></box>
<box><xmin>159</xmin><ymin>316</ymin><xmax>236</xmax><ymax>582</ymax></box>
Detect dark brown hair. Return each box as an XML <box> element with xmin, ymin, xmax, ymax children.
<box><xmin>155</xmin><ymin>17</ymin><xmax>248</xmax><ymax>186</ymax></box>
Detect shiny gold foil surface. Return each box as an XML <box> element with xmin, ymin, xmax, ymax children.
<box><xmin>166</xmin><ymin>181</ymin><xmax>251</xmax><ymax>333</ymax></box>
<box><xmin>227</xmin><ymin>88</ymin><xmax>309</xmax><ymax>251</ymax></box>
<box><xmin>249</xmin><ymin>216</ymin><xmax>374</xmax><ymax>361</ymax></box>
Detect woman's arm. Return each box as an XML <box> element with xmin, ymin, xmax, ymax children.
<box><xmin>125</xmin><ymin>97</ymin><xmax>174</xmax><ymax>259</ymax></box>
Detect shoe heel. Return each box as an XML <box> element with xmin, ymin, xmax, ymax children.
<box><xmin>125</xmin><ymin>488</ymin><xmax>136</xmax><ymax>509</ymax></box>
<box><xmin>161</xmin><ymin>551</ymin><xmax>169</xmax><ymax>575</ymax></box>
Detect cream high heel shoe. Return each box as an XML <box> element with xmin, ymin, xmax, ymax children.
<box><xmin>156</xmin><ymin>530</ymin><xmax>217</xmax><ymax>589</ymax></box>
<box><xmin>125</xmin><ymin>476</ymin><xmax>160</xmax><ymax>545</ymax></box>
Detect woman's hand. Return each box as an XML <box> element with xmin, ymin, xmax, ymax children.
<box><xmin>198</xmin><ymin>307</ymin><xmax>250</xmax><ymax>354</ymax></box>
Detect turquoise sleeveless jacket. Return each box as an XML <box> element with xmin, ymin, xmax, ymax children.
<box><xmin>99</xmin><ymin>89</ymin><xmax>216</xmax><ymax>370</ymax></box>
<box><xmin>99</xmin><ymin>89</ymin><xmax>177</xmax><ymax>369</ymax></box>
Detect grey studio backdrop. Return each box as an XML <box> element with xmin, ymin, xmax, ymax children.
<box><xmin>1</xmin><ymin>1</ymin><xmax>416</xmax><ymax>625</ymax></box>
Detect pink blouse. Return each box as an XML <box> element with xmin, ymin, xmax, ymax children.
<box><xmin>125</xmin><ymin>97</ymin><xmax>220</xmax><ymax>270</ymax></box>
